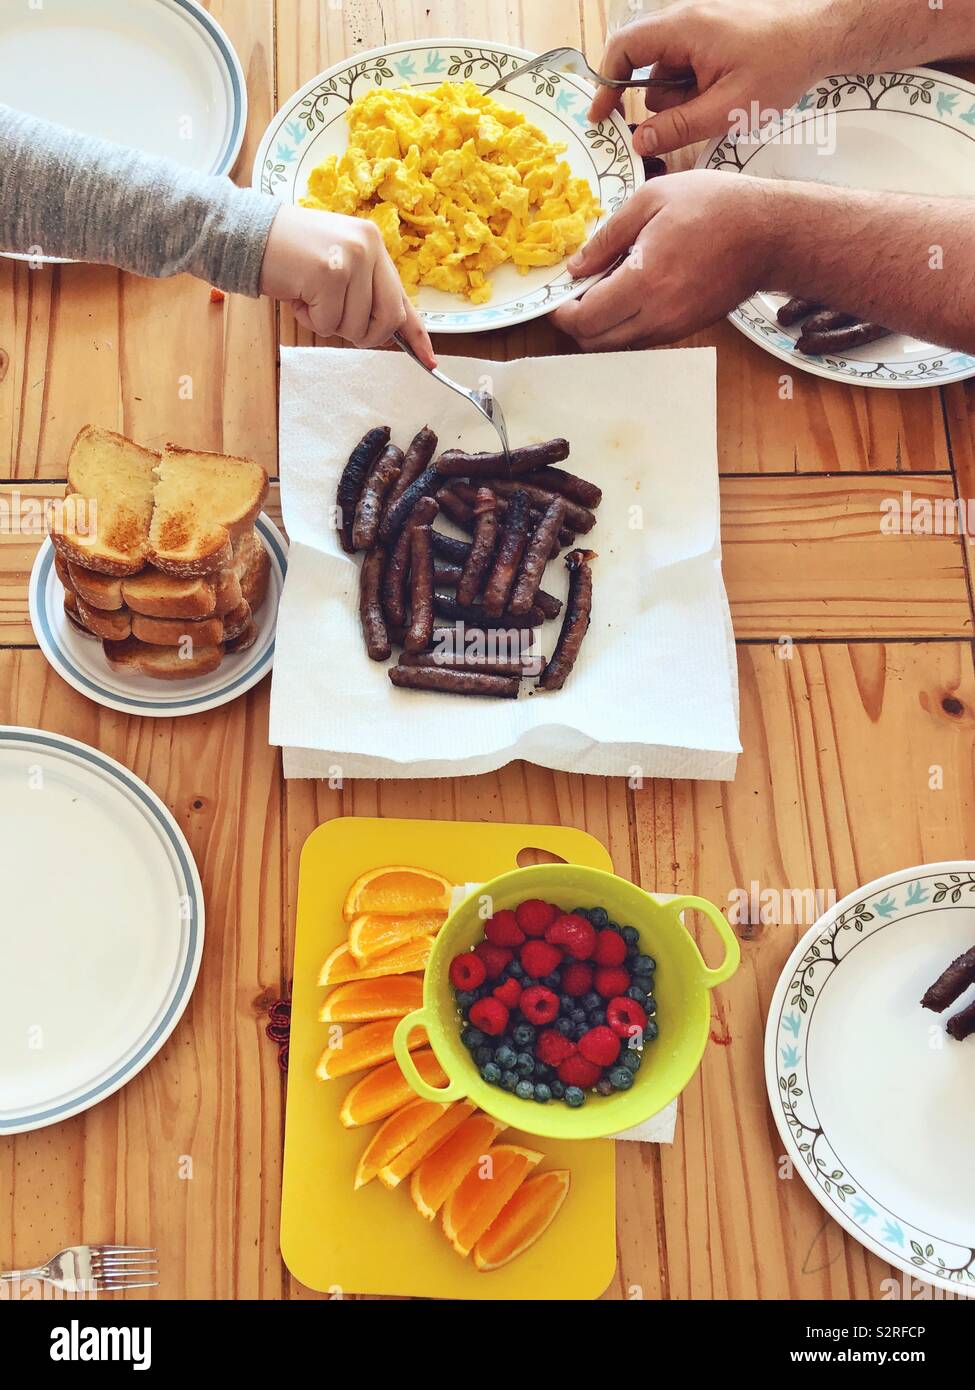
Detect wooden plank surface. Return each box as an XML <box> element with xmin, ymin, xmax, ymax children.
<box><xmin>1</xmin><ymin>0</ymin><xmax>973</xmax><ymax>1306</ymax></box>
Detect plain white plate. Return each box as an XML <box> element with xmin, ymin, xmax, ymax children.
<box><xmin>765</xmin><ymin>862</ymin><xmax>975</xmax><ymax>1295</ymax></box>
<box><xmin>253</xmin><ymin>38</ymin><xmax>644</xmax><ymax>333</ymax></box>
<box><xmin>0</xmin><ymin>0</ymin><xmax>247</xmax><ymax>264</ymax></box>
<box><xmin>29</xmin><ymin>514</ymin><xmax>288</xmax><ymax>718</ymax></box>
<box><xmin>0</xmin><ymin>727</ymin><xmax>204</xmax><ymax>1135</ymax></box>
<box><xmin>698</xmin><ymin>68</ymin><xmax>975</xmax><ymax>388</ymax></box>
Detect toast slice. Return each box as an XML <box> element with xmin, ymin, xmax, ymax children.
<box><xmin>74</xmin><ymin>594</ymin><xmax>132</xmax><ymax>641</ymax></box>
<box><xmin>234</xmin><ymin>530</ymin><xmax>272</xmax><ymax>612</ymax></box>
<box><xmin>148</xmin><ymin>446</ymin><xmax>268</xmax><ymax>578</ymax></box>
<box><xmin>50</xmin><ymin>426</ymin><xmax>159</xmax><ymax>576</ymax></box>
<box><xmin>121</xmin><ymin>569</ymin><xmax>217</xmax><ymax>620</ymax></box>
<box><xmin>102</xmin><ymin>635</ymin><xmax>224</xmax><ymax>680</ymax></box>
<box><xmin>221</xmin><ymin>600</ymin><xmax>252</xmax><ymax>642</ymax></box>
<box><xmin>67</xmin><ymin>561</ymin><xmax>125</xmax><ymax>611</ymax></box>
<box><xmin>213</xmin><ymin>565</ymin><xmax>243</xmax><ymax>617</ymax></box>
<box><xmin>224</xmin><ymin>618</ymin><xmax>259</xmax><ymax>654</ymax></box>
<box><xmin>129</xmin><ymin>612</ymin><xmax>226</xmax><ymax>648</ymax></box>
<box><xmin>63</xmin><ymin>590</ymin><xmax>98</xmax><ymax>638</ymax></box>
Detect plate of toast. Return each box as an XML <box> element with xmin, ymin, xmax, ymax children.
<box><xmin>31</xmin><ymin>426</ymin><xmax>287</xmax><ymax>717</ymax></box>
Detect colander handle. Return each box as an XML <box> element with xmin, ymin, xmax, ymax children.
<box><xmin>665</xmin><ymin>895</ymin><xmax>741</xmax><ymax>988</ymax></box>
<box><xmin>392</xmin><ymin>1011</ymin><xmax>469</xmax><ymax>1103</ymax></box>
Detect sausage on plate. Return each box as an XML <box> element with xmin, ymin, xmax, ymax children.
<box><xmin>337</xmin><ymin>426</ymin><xmax>390</xmax><ymax>553</ymax></box>
<box><xmin>538</xmin><ymin>549</ymin><xmax>596</xmax><ymax>692</ymax></box>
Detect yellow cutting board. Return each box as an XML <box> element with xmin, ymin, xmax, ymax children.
<box><xmin>282</xmin><ymin>817</ymin><xmax>617</xmax><ymax>1300</ymax></box>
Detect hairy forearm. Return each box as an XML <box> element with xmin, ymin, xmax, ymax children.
<box><xmin>818</xmin><ymin>0</ymin><xmax>975</xmax><ymax>71</ymax></box>
<box><xmin>760</xmin><ymin>180</ymin><xmax>975</xmax><ymax>352</ymax></box>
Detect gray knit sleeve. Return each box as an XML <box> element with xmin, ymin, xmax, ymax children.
<box><xmin>0</xmin><ymin>104</ymin><xmax>281</xmax><ymax>296</ymax></box>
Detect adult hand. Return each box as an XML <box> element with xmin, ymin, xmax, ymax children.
<box><xmin>590</xmin><ymin>0</ymin><xmax>835</xmax><ymax>156</ymax></box>
<box><xmin>551</xmin><ymin>171</ymin><xmax>774</xmax><ymax>350</ymax></box>
<box><xmin>260</xmin><ymin>204</ymin><xmax>435</xmax><ymax>365</ymax></box>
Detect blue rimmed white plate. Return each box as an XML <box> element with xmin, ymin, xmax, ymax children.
<box><xmin>29</xmin><ymin>514</ymin><xmax>287</xmax><ymax>718</ymax></box>
<box><xmin>0</xmin><ymin>0</ymin><xmax>247</xmax><ymax>265</ymax></box>
<box><xmin>0</xmin><ymin>727</ymin><xmax>204</xmax><ymax>1135</ymax></box>
<box><xmin>253</xmin><ymin>38</ymin><xmax>644</xmax><ymax>333</ymax></box>
<box><xmin>765</xmin><ymin>863</ymin><xmax>975</xmax><ymax>1296</ymax></box>
<box><xmin>697</xmin><ymin>68</ymin><xmax>975</xmax><ymax>389</ymax></box>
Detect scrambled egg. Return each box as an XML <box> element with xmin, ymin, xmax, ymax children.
<box><xmin>301</xmin><ymin>81</ymin><xmax>602</xmax><ymax>304</ymax></box>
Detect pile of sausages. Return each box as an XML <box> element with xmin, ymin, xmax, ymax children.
<box><xmin>337</xmin><ymin>427</ymin><xmax>599</xmax><ymax>698</ymax></box>
<box><xmin>921</xmin><ymin>944</ymin><xmax>975</xmax><ymax>1042</ymax></box>
<box><xmin>777</xmin><ymin>298</ymin><xmax>892</xmax><ymax>356</ymax></box>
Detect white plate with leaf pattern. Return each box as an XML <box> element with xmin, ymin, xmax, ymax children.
<box><xmin>765</xmin><ymin>862</ymin><xmax>975</xmax><ymax>1296</ymax></box>
<box><xmin>253</xmin><ymin>39</ymin><xmax>644</xmax><ymax>333</ymax></box>
<box><xmin>698</xmin><ymin>68</ymin><xmax>975</xmax><ymax>389</ymax></box>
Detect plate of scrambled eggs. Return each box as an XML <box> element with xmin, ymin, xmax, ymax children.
<box><xmin>253</xmin><ymin>39</ymin><xmax>644</xmax><ymax>332</ymax></box>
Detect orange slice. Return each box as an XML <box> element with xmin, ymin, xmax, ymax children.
<box><xmin>343</xmin><ymin>865</ymin><xmax>453</xmax><ymax>921</ymax></box>
<box><xmin>318</xmin><ymin>936</ymin><xmax>433</xmax><ymax>986</ymax></box>
<box><xmin>442</xmin><ymin>1145</ymin><xmax>543</xmax><ymax>1258</ymax></box>
<box><xmin>354</xmin><ymin>1099</ymin><xmax>450</xmax><ymax>1189</ymax></box>
<box><xmin>377</xmin><ymin>1101</ymin><xmax>476</xmax><ymax>1190</ymax></box>
<box><xmin>319</xmin><ymin>975</ymin><xmax>423</xmax><ymax>1023</ymax></box>
<box><xmin>472</xmin><ymin>1170</ymin><xmax>571</xmax><ymax>1272</ymax></box>
<box><xmin>348</xmin><ymin>910</ymin><xmax>446</xmax><ymax>965</ymax></box>
<box><xmin>339</xmin><ymin>1050</ymin><xmax>448</xmax><ymax>1128</ymax></box>
<box><xmin>410</xmin><ymin>1112</ymin><xmax>506</xmax><ymax>1220</ymax></box>
<box><xmin>316</xmin><ymin>1018</ymin><xmax>426</xmax><ymax>1081</ymax></box>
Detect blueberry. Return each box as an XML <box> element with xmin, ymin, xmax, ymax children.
<box><xmin>495</xmin><ymin>1044</ymin><xmax>517</xmax><ymax>1069</ymax></box>
<box><xmin>643</xmin><ymin>994</ymin><xmax>657</xmax><ymax>1014</ymax></box>
<box><xmin>609</xmin><ymin>1065</ymin><xmax>634</xmax><ymax>1090</ymax></box>
<box><xmin>633</xmin><ymin>954</ymin><xmax>655</xmax><ymax>976</ymax></box>
<box><xmin>454</xmin><ymin>989</ymin><xmax>475</xmax><ymax>1011</ymax></box>
<box><xmin>543</xmin><ymin>971</ymin><xmax>562</xmax><ymax>990</ymax></box>
<box><xmin>621</xmin><ymin>1049</ymin><xmax>642</xmax><ymax>1073</ymax></box>
<box><xmin>556</xmin><ymin>1017</ymin><xmax>574</xmax><ymax>1037</ymax></box>
<box><xmin>589</xmin><ymin>907</ymin><xmax>609</xmax><ymax>929</ymax></box>
<box><xmin>550</xmin><ymin>1079</ymin><xmax>566</xmax><ymax>1099</ymax></box>
<box><xmin>587</xmin><ymin>1009</ymin><xmax>606</xmax><ymax>1028</ymax></box>
<box><xmin>512</xmin><ymin>1023</ymin><xmax>536</xmax><ymax>1047</ymax></box>
<box><xmin>571</xmin><ymin>907</ymin><xmax>592</xmax><ymax>921</ymax></box>
<box><xmin>559</xmin><ymin>993</ymin><xmax>575</xmax><ymax>1015</ymax></box>
<box><xmin>626</xmin><ymin>985</ymin><xmax>649</xmax><ymax>1006</ymax></box>
<box><xmin>480</xmin><ymin>1061</ymin><xmax>502</xmax><ymax>1084</ymax></box>
<box><xmin>501</xmin><ymin>1069</ymin><xmax>519</xmax><ymax>1092</ymax></box>
<box><xmin>595</xmin><ymin>1077</ymin><xmax>614</xmax><ymax>1097</ymax></box>
<box><xmin>533</xmin><ymin>1083</ymin><xmax>552</xmax><ymax>1103</ymax></box>
<box><xmin>461</xmin><ymin>1026</ymin><xmax>486</xmax><ymax>1050</ymax></box>
<box><xmin>605</xmin><ymin>921</ymin><xmax>622</xmax><ymax>934</ymax></box>
<box><xmin>473</xmin><ymin>1044</ymin><xmax>494</xmax><ymax>1066</ymax></box>
<box><xmin>515</xmin><ymin>1079</ymin><xmax>534</xmax><ymax>1100</ymax></box>
<box><xmin>533</xmin><ymin>1061</ymin><xmax>553</xmax><ymax>1081</ymax></box>
<box><xmin>570</xmin><ymin>1022</ymin><xmax>588</xmax><ymax>1042</ymax></box>
<box><xmin>564</xmin><ymin>1085</ymin><xmax>586</xmax><ymax>1108</ymax></box>
<box><xmin>621</xmin><ymin>926</ymin><xmax>640</xmax><ymax>948</ymax></box>
<box><xmin>582</xmin><ymin>991</ymin><xmax>602</xmax><ymax>1012</ymax></box>
<box><xmin>515</xmin><ymin>1051</ymin><xmax>536</xmax><ymax>1078</ymax></box>
<box><xmin>570</xmin><ymin>1007</ymin><xmax>587</xmax><ymax>1025</ymax></box>
<box><xmin>643</xmin><ymin>1019</ymin><xmax>659</xmax><ymax>1042</ymax></box>
<box><xmin>506</xmin><ymin>959</ymin><xmax>525</xmax><ymax>980</ymax></box>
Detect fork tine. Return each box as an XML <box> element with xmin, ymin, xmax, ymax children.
<box><xmin>96</xmin><ymin>1280</ymin><xmax>159</xmax><ymax>1292</ymax></box>
<box><xmin>93</xmin><ymin>1252</ymin><xmax>157</xmax><ymax>1264</ymax></box>
<box><xmin>94</xmin><ymin>1264</ymin><xmax>159</xmax><ymax>1277</ymax></box>
<box><xmin>93</xmin><ymin>1245</ymin><xmax>154</xmax><ymax>1255</ymax></box>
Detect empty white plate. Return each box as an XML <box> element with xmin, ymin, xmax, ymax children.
<box><xmin>0</xmin><ymin>728</ymin><xmax>204</xmax><ymax>1135</ymax></box>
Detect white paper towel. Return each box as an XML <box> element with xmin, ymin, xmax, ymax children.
<box><xmin>272</xmin><ymin>346</ymin><xmax>740</xmax><ymax>782</ymax></box>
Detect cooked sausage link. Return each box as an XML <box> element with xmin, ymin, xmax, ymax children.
<box><xmin>430</xmin><ymin>530</ymin><xmax>472</xmax><ymax>565</ymax></box>
<box><xmin>352</xmin><ymin>444</ymin><xmax>403</xmax><ymax>551</ymax></box>
<box><xmin>921</xmin><ymin>946</ymin><xmax>975</xmax><ymax>1013</ymax></box>
<box><xmin>377</xmin><ymin>464</ymin><xmax>440</xmax><ymax>545</ymax></box>
<box><xmin>776</xmin><ymin>298</ymin><xmax>819</xmax><ymax>328</ymax></box>
<box><xmin>385</xmin><ymin>426</ymin><xmax>438</xmax><ymax>510</ymax></box>
<box><xmin>435</xmin><ymin>485</ymin><xmax>476</xmax><ymax>531</ymax></box>
<box><xmin>381</xmin><ymin>496</ymin><xmax>438</xmax><ymax>629</ymax></box>
<box><xmin>538</xmin><ymin>549</ymin><xmax>596</xmax><ymax>692</ymax></box>
<box><xmin>483</xmin><ymin>479</ymin><xmax>596</xmax><ymax>535</ymax></box>
<box><xmin>520</xmin><ymin>467</ymin><xmax>602</xmax><ymax>510</ymax></box>
<box><xmin>434</xmin><ymin>589</ymin><xmax>545</xmax><ymax>631</ymax></box>
<box><xmin>483</xmin><ymin>489</ymin><xmax>530</xmax><ymax>619</ymax></box>
<box><xmin>509</xmin><ymin>496</ymin><xmax>567</xmax><ymax>617</ymax></box>
<box><xmin>797</xmin><ymin>321</ymin><xmax>891</xmax><ymax>356</ymax></box>
<box><xmin>405</xmin><ymin>524</ymin><xmax>435</xmax><ymax>654</ymax></box>
<box><xmin>457</xmin><ymin>487</ymin><xmax>500</xmax><ymax>607</ymax></box>
<box><xmin>359</xmin><ymin>548</ymin><xmax>391</xmax><ymax>662</ymax></box>
<box><xmin>397</xmin><ymin>650</ymin><xmax>532</xmax><ymax>679</ymax></box>
<box><xmin>337</xmin><ymin>426</ymin><xmax>390</xmax><ymax>553</ymax></box>
<box><xmin>435</xmin><ymin>439</ymin><xmax>570</xmax><ymax>478</ymax></box>
<box><xmin>389</xmin><ymin>665</ymin><xmax>521</xmax><ymax>698</ymax></box>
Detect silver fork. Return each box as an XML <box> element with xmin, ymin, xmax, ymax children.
<box><xmin>1</xmin><ymin>1244</ymin><xmax>158</xmax><ymax>1295</ymax></box>
<box><xmin>484</xmin><ymin>45</ymin><xmax>694</xmax><ymax>96</ymax></box>
<box><xmin>393</xmin><ymin>332</ymin><xmax>512</xmax><ymax>471</ymax></box>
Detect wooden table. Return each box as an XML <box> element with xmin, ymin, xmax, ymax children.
<box><xmin>2</xmin><ymin>0</ymin><xmax>974</xmax><ymax>1302</ymax></box>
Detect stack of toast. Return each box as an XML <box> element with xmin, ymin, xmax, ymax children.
<box><xmin>50</xmin><ymin>426</ymin><xmax>271</xmax><ymax>681</ymax></box>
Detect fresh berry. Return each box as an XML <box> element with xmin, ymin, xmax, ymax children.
<box><xmin>643</xmin><ymin>1019</ymin><xmax>659</xmax><ymax>1042</ymax></box>
<box><xmin>473</xmin><ymin>1044</ymin><xmax>494</xmax><ymax>1066</ymax></box>
<box><xmin>520</xmin><ymin>940</ymin><xmax>562</xmax><ymax>979</ymax></box>
<box><xmin>608</xmin><ymin>1065</ymin><xmax>634</xmax><ymax>1090</ymax></box>
<box><xmin>550</xmin><ymin>1079</ymin><xmax>566</xmax><ymax>1099</ymax></box>
<box><xmin>563</xmin><ymin>1085</ymin><xmax>585</xmax><ymax>1108</ymax></box>
<box><xmin>626</xmin><ymin>985</ymin><xmax>649</xmax><ymax>1006</ymax></box>
<box><xmin>589</xmin><ymin>907</ymin><xmax>609</xmax><ymax>929</ymax></box>
<box><xmin>515</xmin><ymin>1079</ymin><xmax>534</xmax><ymax>1100</ymax></box>
<box><xmin>570</xmin><ymin>1007</ymin><xmax>587</xmax><ymax>1025</ymax></box>
<box><xmin>484</xmin><ymin>909</ymin><xmax>526</xmax><ymax>947</ymax></box>
<box><xmin>449</xmin><ymin>951</ymin><xmax>487</xmax><ymax>990</ymax></box>
<box><xmin>469</xmin><ymin>997</ymin><xmax>509</xmax><ymax>1036</ymax></box>
<box><xmin>595</xmin><ymin>1077</ymin><xmax>615</xmax><ymax>1096</ymax></box>
<box><xmin>481</xmin><ymin>1061</ymin><xmax>501</xmax><ymax>1084</ymax></box>
<box><xmin>593</xmin><ymin>929</ymin><xmax>628</xmax><ymax>967</ymax></box>
<box><xmin>555</xmin><ymin>1017</ymin><xmax>574</xmax><ymax>1037</ymax></box>
<box><xmin>492</xmin><ymin>977</ymin><xmax>523</xmax><ymax>1009</ymax></box>
<box><xmin>512</xmin><ymin>1022</ymin><xmax>536</xmax><ymax>1047</ymax></box>
<box><xmin>515</xmin><ymin>899</ymin><xmax>560</xmax><ymax>937</ymax></box>
<box><xmin>621</xmin><ymin>1049</ymin><xmax>642</xmax><ymax>1072</ymax></box>
<box><xmin>606</xmin><ymin>995</ymin><xmax>647</xmax><ymax>1039</ymax></box>
<box><xmin>520</xmin><ymin>985</ymin><xmax>559</xmax><ymax>1025</ymax></box>
<box><xmin>536</xmin><ymin>1028</ymin><xmax>577</xmax><ymax>1066</ymax></box>
<box><xmin>588</xmin><ymin>1009</ymin><xmax>607</xmax><ymax>1028</ymax></box>
<box><xmin>455</xmin><ymin>989</ymin><xmax>476</xmax><ymax>1011</ymax></box>
<box><xmin>473</xmin><ymin>941</ymin><xmax>513</xmax><ymax>979</ymax></box>
<box><xmin>557</xmin><ymin>1054</ymin><xmax>602</xmax><ymax>1089</ymax></box>
<box><xmin>533</xmin><ymin>1061</ymin><xmax>554</xmax><ymax>1082</ymax></box>
<box><xmin>633</xmin><ymin>953</ymin><xmax>656</xmax><ymax>975</ymax></box>
<box><xmin>543</xmin><ymin>971</ymin><xmax>563</xmax><ymax>990</ymax></box>
<box><xmin>495</xmin><ymin>1044</ymin><xmax>517</xmax><ymax>1069</ymax></box>
<box><xmin>545</xmin><ymin>913</ymin><xmax>597</xmax><ymax>960</ymax></box>
<box><xmin>570</xmin><ymin>1022</ymin><xmax>588</xmax><ymax>1042</ymax></box>
<box><xmin>533</xmin><ymin>1083</ymin><xmax>552</xmax><ymax>1103</ymax></box>
<box><xmin>594</xmin><ymin>966</ymin><xmax>632</xmax><ymax>999</ymax></box>
<box><xmin>621</xmin><ymin>926</ymin><xmax>640</xmax><ymax>948</ymax></box>
<box><xmin>515</xmin><ymin>1051</ymin><xmax>536</xmax><ymax>1077</ymax></box>
<box><xmin>506</xmin><ymin>960</ymin><xmax>526</xmax><ymax>979</ymax></box>
<box><xmin>501</xmin><ymin>1069</ymin><xmax>519</xmax><ymax>1092</ymax></box>
<box><xmin>561</xmin><ymin>962</ymin><xmax>594</xmax><ymax>997</ymax></box>
<box><xmin>582</xmin><ymin>991</ymin><xmax>602</xmax><ymax>1011</ymax></box>
<box><xmin>461</xmin><ymin>1026</ymin><xmax>486</xmax><ymax>1050</ymax></box>
<box><xmin>578</xmin><ymin>1025</ymin><xmax>622</xmax><ymax>1067</ymax></box>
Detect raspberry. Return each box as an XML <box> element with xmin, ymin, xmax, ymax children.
<box><xmin>593</xmin><ymin>929</ymin><xmax>628</xmax><ymax>967</ymax></box>
<box><xmin>468</xmin><ymin>997</ymin><xmax>509</xmax><ymax>1037</ymax></box>
<box><xmin>557</xmin><ymin>1054</ymin><xmax>602</xmax><ymax>1089</ymax></box>
<box><xmin>520</xmin><ymin>985</ymin><xmax>559</xmax><ymax>1025</ymax></box>
<box><xmin>484</xmin><ymin>909</ymin><xmax>525</xmax><ymax>947</ymax></box>
<box><xmin>515</xmin><ymin>899</ymin><xmax>560</xmax><ymax>937</ymax></box>
<box><xmin>536</xmin><ymin>1029</ymin><xmax>577</xmax><ymax>1066</ymax></box>
<box><xmin>449</xmin><ymin>952</ymin><xmax>487</xmax><ymax>990</ymax></box>
<box><xmin>545</xmin><ymin>913</ymin><xmax>597</xmax><ymax>960</ymax></box>
<box><xmin>561</xmin><ymin>962</ymin><xmax>594</xmax><ymax>997</ymax></box>
<box><xmin>578</xmin><ymin>1025</ymin><xmax>622</xmax><ymax>1067</ymax></box>
<box><xmin>520</xmin><ymin>940</ymin><xmax>562</xmax><ymax>979</ymax></box>
<box><xmin>492</xmin><ymin>977</ymin><xmax>522</xmax><ymax>1009</ymax></box>
<box><xmin>473</xmin><ymin>941</ymin><xmax>513</xmax><ymax>979</ymax></box>
<box><xmin>606</xmin><ymin>996</ymin><xmax>647</xmax><ymax>1039</ymax></box>
<box><xmin>594</xmin><ymin>966</ymin><xmax>631</xmax><ymax>999</ymax></box>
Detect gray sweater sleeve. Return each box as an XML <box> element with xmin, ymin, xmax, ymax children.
<box><xmin>0</xmin><ymin>104</ymin><xmax>281</xmax><ymax>295</ymax></box>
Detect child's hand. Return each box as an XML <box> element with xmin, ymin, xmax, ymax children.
<box><xmin>260</xmin><ymin>205</ymin><xmax>436</xmax><ymax>366</ymax></box>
